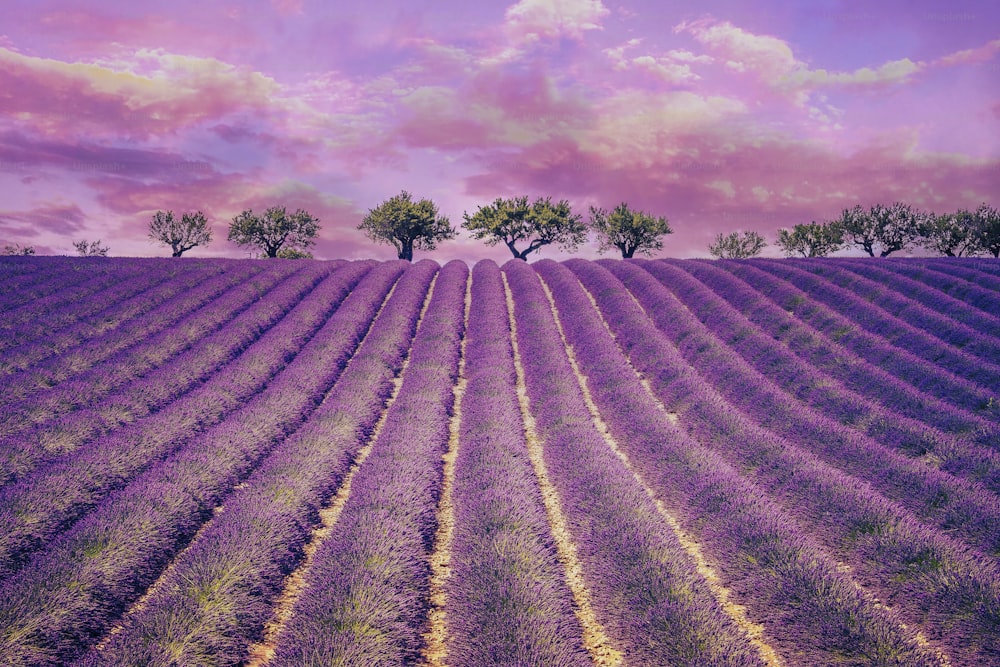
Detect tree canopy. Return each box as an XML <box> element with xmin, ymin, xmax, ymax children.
<box><xmin>462</xmin><ymin>195</ymin><xmax>586</xmax><ymax>260</ymax></box>
<box><xmin>149</xmin><ymin>210</ymin><xmax>213</xmax><ymax>257</ymax></box>
<box><xmin>919</xmin><ymin>209</ymin><xmax>981</xmax><ymax>257</ymax></box>
<box><xmin>838</xmin><ymin>202</ymin><xmax>926</xmax><ymax>257</ymax></box>
<box><xmin>775</xmin><ymin>221</ymin><xmax>844</xmax><ymax>257</ymax></box>
<box><xmin>73</xmin><ymin>240</ymin><xmax>109</xmax><ymax>257</ymax></box>
<box><xmin>359</xmin><ymin>190</ymin><xmax>456</xmax><ymax>261</ymax></box>
<box><xmin>708</xmin><ymin>230</ymin><xmax>767</xmax><ymax>259</ymax></box>
<box><xmin>228</xmin><ymin>206</ymin><xmax>319</xmax><ymax>258</ymax></box>
<box><xmin>972</xmin><ymin>203</ymin><xmax>1000</xmax><ymax>258</ymax></box>
<box><xmin>2</xmin><ymin>243</ymin><xmax>35</xmax><ymax>256</ymax></box>
<box><xmin>589</xmin><ymin>202</ymin><xmax>672</xmax><ymax>258</ymax></box>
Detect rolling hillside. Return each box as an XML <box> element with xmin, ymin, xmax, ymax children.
<box><xmin>1</xmin><ymin>255</ymin><xmax>998</xmax><ymax>666</ymax></box>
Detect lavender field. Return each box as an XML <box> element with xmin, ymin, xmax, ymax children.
<box><xmin>1</xmin><ymin>255</ymin><xmax>999</xmax><ymax>667</ymax></box>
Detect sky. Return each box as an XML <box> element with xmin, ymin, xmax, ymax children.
<box><xmin>1</xmin><ymin>0</ymin><xmax>998</xmax><ymax>261</ymax></box>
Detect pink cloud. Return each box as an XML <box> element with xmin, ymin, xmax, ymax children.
<box><xmin>0</xmin><ymin>203</ymin><xmax>87</xmax><ymax>238</ymax></box>
<box><xmin>934</xmin><ymin>38</ymin><xmax>1000</xmax><ymax>66</ymax></box>
<box><xmin>504</xmin><ymin>0</ymin><xmax>610</xmax><ymax>41</ymax></box>
<box><xmin>0</xmin><ymin>47</ymin><xmax>279</xmax><ymax>140</ymax></box>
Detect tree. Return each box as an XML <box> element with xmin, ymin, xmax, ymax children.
<box><xmin>775</xmin><ymin>221</ymin><xmax>844</xmax><ymax>257</ymax></box>
<box><xmin>919</xmin><ymin>208</ymin><xmax>983</xmax><ymax>257</ymax></box>
<box><xmin>358</xmin><ymin>190</ymin><xmax>456</xmax><ymax>261</ymax></box>
<box><xmin>708</xmin><ymin>230</ymin><xmax>767</xmax><ymax>259</ymax></box>
<box><xmin>589</xmin><ymin>202</ymin><xmax>672</xmax><ymax>258</ymax></box>
<box><xmin>149</xmin><ymin>210</ymin><xmax>213</xmax><ymax>257</ymax></box>
<box><xmin>275</xmin><ymin>248</ymin><xmax>314</xmax><ymax>259</ymax></box>
<box><xmin>228</xmin><ymin>206</ymin><xmax>319</xmax><ymax>258</ymax></box>
<box><xmin>74</xmin><ymin>240</ymin><xmax>109</xmax><ymax>256</ymax></box>
<box><xmin>838</xmin><ymin>202</ymin><xmax>927</xmax><ymax>257</ymax></box>
<box><xmin>2</xmin><ymin>243</ymin><xmax>35</xmax><ymax>256</ymax></box>
<box><xmin>973</xmin><ymin>203</ymin><xmax>1000</xmax><ymax>258</ymax></box>
<box><xmin>463</xmin><ymin>195</ymin><xmax>586</xmax><ymax>261</ymax></box>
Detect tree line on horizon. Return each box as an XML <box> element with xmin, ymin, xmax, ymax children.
<box><xmin>3</xmin><ymin>195</ymin><xmax>999</xmax><ymax>261</ymax></box>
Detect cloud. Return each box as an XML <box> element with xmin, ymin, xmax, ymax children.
<box><xmin>674</xmin><ymin>18</ymin><xmax>924</xmax><ymax>97</ymax></box>
<box><xmin>504</xmin><ymin>0</ymin><xmax>610</xmax><ymax>41</ymax></box>
<box><xmin>934</xmin><ymin>38</ymin><xmax>1000</xmax><ymax>66</ymax></box>
<box><xmin>0</xmin><ymin>203</ymin><xmax>88</xmax><ymax>237</ymax></box>
<box><xmin>0</xmin><ymin>47</ymin><xmax>279</xmax><ymax>140</ymax></box>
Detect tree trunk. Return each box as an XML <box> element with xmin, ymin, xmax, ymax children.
<box><xmin>399</xmin><ymin>241</ymin><xmax>413</xmax><ymax>261</ymax></box>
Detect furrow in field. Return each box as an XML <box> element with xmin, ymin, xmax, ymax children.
<box><xmin>654</xmin><ymin>259</ymin><xmax>1000</xmax><ymax>494</ymax></box>
<box><xmin>0</xmin><ymin>262</ymin><xmax>332</xmax><ymax>486</ymax></box>
<box><xmin>419</xmin><ymin>269</ymin><xmax>468</xmax><ymax>667</ymax></box>
<box><xmin>0</xmin><ymin>261</ymin><xmax>376</xmax><ymax>580</ymax></box>
<box><xmin>674</xmin><ymin>258</ymin><xmax>998</xmax><ymax>430</ymax></box>
<box><xmin>264</xmin><ymin>262</ymin><xmax>466</xmax><ymax>666</ymax></box>
<box><xmin>0</xmin><ymin>259</ymin><xmax>261</xmax><ymax>382</ymax></box>
<box><xmin>796</xmin><ymin>259</ymin><xmax>1000</xmax><ymax>359</ymax></box>
<box><xmin>81</xmin><ymin>261</ymin><xmax>441</xmax><ymax>667</ymax></box>
<box><xmin>569</xmin><ymin>259</ymin><xmax>999</xmax><ymax>665</ymax></box>
<box><xmin>0</xmin><ymin>257</ymin><xmax>154</xmax><ymax>330</ymax></box>
<box><xmin>437</xmin><ymin>261</ymin><xmax>590</xmax><ymax>667</ymax></box>
<box><xmin>0</xmin><ymin>261</ymin><xmax>411</xmax><ymax>665</ymax></box>
<box><xmin>536</xmin><ymin>270</ymin><xmax>783</xmax><ymax>667</ymax></box>
<box><xmin>505</xmin><ymin>260</ymin><xmax>769</xmax><ymax>667</ymax></box>
<box><xmin>736</xmin><ymin>259</ymin><xmax>1000</xmax><ymax>407</ymax></box>
<box><xmin>0</xmin><ymin>259</ymin><xmax>196</xmax><ymax>355</ymax></box>
<box><xmin>627</xmin><ymin>259</ymin><xmax>1000</xmax><ymax>555</ymax></box>
<box><xmin>0</xmin><ymin>260</ymin><xmax>310</xmax><ymax>441</ymax></box>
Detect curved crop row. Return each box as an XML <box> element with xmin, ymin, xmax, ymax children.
<box><xmin>267</xmin><ymin>260</ymin><xmax>466</xmax><ymax>665</ymax></box>
<box><xmin>619</xmin><ymin>258</ymin><xmax>1000</xmax><ymax>555</ymax></box>
<box><xmin>0</xmin><ymin>261</ymin><xmax>412</xmax><ymax>664</ymax></box>
<box><xmin>0</xmin><ymin>259</ymin><xmax>198</xmax><ymax>355</ymax></box>
<box><xmin>82</xmin><ymin>260</ymin><xmax>444</xmax><ymax>666</ymax></box>
<box><xmin>652</xmin><ymin>259</ymin><xmax>1000</xmax><ymax>494</ymax></box>
<box><xmin>739</xmin><ymin>259</ymin><xmax>1000</xmax><ymax>405</ymax></box>
<box><xmin>793</xmin><ymin>259</ymin><xmax>1000</xmax><ymax>360</ymax></box>
<box><xmin>0</xmin><ymin>263</ymin><xmax>334</xmax><ymax>485</ymax></box>
<box><xmin>504</xmin><ymin>259</ymin><xmax>767</xmax><ymax>666</ymax></box>
<box><xmin>566</xmin><ymin>259</ymin><xmax>1000</xmax><ymax>665</ymax></box>
<box><xmin>0</xmin><ymin>261</ymin><xmax>376</xmax><ymax>579</ymax></box>
<box><xmin>442</xmin><ymin>260</ymin><xmax>590</xmax><ymax>666</ymax></box>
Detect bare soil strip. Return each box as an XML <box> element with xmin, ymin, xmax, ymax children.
<box><xmin>244</xmin><ymin>274</ymin><xmax>436</xmax><ymax>667</ymax></box>
<box><xmin>542</xmin><ymin>276</ymin><xmax>784</xmax><ymax>667</ymax></box>
<box><xmin>91</xmin><ymin>481</ymin><xmax>246</xmax><ymax>651</ymax></box>
<box><xmin>420</xmin><ymin>272</ymin><xmax>472</xmax><ymax>667</ymax></box>
<box><xmin>502</xmin><ymin>272</ymin><xmax>624</xmax><ymax>667</ymax></box>
<box><xmin>573</xmin><ymin>277</ymin><xmax>954</xmax><ymax>667</ymax></box>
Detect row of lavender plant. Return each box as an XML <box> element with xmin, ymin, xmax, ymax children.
<box><xmin>620</xmin><ymin>259</ymin><xmax>1000</xmax><ymax>555</ymax></box>
<box><xmin>0</xmin><ymin>262</ymin><xmax>336</xmax><ymax>486</ymax></box>
<box><xmin>81</xmin><ymin>260</ymin><xmax>444</xmax><ymax>666</ymax></box>
<box><xmin>716</xmin><ymin>260</ymin><xmax>1000</xmax><ymax>419</ymax></box>
<box><xmin>0</xmin><ymin>261</ymin><xmax>376</xmax><ymax>579</ymax></box>
<box><xmin>0</xmin><ymin>257</ymin><xmax>103</xmax><ymax>311</ymax></box>
<box><xmin>0</xmin><ymin>259</ymin><xmax>290</xmax><ymax>402</ymax></box>
<box><xmin>655</xmin><ymin>259</ymin><xmax>1000</xmax><ymax>494</ymax></box>
<box><xmin>442</xmin><ymin>260</ymin><xmax>590</xmax><ymax>666</ymax></box>
<box><xmin>267</xmin><ymin>261</ymin><xmax>466</xmax><ymax>665</ymax></box>
<box><xmin>566</xmin><ymin>259</ymin><xmax>1000</xmax><ymax>665</ymax></box>
<box><xmin>676</xmin><ymin>258</ymin><xmax>997</xmax><ymax>429</ymax></box>
<box><xmin>792</xmin><ymin>259</ymin><xmax>1000</xmax><ymax>358</ymax></box>
<box><xmin>0</xmin><ymin>257</ymin><xmax>148</xmax><ymax>318</ymax></box>
<box><xmin>503</xmin><ymin>259</ymin><xmax>766</xmax><ymax>667</ymax></box>
<box><xmin>921</xmin><ymin>258</ymin><xmax>1000</xmax><ymax>293</ymax></box>
<box><xmin>0</xmin><ymin>260</ymin><xmax>313</xmax><ymax>433</ymax></box>
<box><xmin>0</xmin><ymin>261</ymin><xmax>412</xmax><ymax>665</ymax></box>
<box><xmin>861</xmin><ymin>259</ymin><xmax>1000</xmax><ymax>317</ymax></box>
<box><xmin>0</xmin><ymin>259</ymin><xmax>198</xmax><ymax>355</ymax></box>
